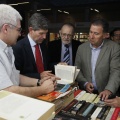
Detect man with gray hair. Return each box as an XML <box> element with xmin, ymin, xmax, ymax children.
<box><xmin>0</xmin><ymin>4</ymin><xmax>57</xmax><ymax>98</ymax></box>
<box><xmin>13</xmin><ymin>13</ymin><xmax>55</xmax><ymax>79</ymax></box>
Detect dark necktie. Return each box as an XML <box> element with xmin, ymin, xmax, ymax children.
<box><xmin>63</xmin><ymin>44</ymin><xmax>70</xmax><ymax>64</ymax></box>
<box><xmin>35</xmin><ymin>44</ymin><xmax>44</xmax><ymax>73</ymax></box>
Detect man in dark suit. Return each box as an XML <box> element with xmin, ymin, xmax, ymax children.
<box><xmin>48</xmin><ymin>23</ymin><xmax>81</xmax><ymax>73</ymax></box>
<box><xmin>13</xmin><ymin>13</ymin><xmax>55</xmax><ymax>79</ymax></box>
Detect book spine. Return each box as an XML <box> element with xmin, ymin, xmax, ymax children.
<box><xmin>61</xmin><ymin>99</ymin><xmax>78</xmax><ymax>112</ymax></box>
<box><xmin>75</xmin><ymin>90</ymin><xmax>86</xmax><ymax>100</ymax></box>
<box><xmin>70</xmin><ymin>100</ymin><xmax>86</xmax><ymax>115</ymax></box>
<box><xmin>91</xmin><ymin>107</ymin><xmax>102</xmax><ymax>120</ymax></box>
<box><xmin>105</xmin><ymin>107</ymin><xmax>115</xmax><ymax>120</ymax></box>
<box><xmin>74</xmin><ymin>89</ymin><xmax>81</xmax><ymax>97</ymax></box>
<box><xmin>96</xmin><ymin>106</ymin><xmax>109</xmax><ymax>119</ymax></box>
<box><xmin>82</xmin><ymin>103</ymin><xmax>94</xmax><ymax>117</ymax></box>
<box><xmin>87</xmin><ymin>105</ymin><xmax>97</xmax><ymax>118</ymax></box>
<box><xmin>80</xmin><ymin>93</ymin><xmax>90</xmax><ymax>101</ymax></box>
<box><xmin>78</xmin><ymin>102</ymin><xmax>91</xmax><ymax>116</ymax></box>
<box><xmin>101</xmin><ymin>106</ymin><xmax>111</xmax><ymax>120</ymax></box>
<box><xmin>110</xmin><ymin>107</ymin><xmax>120</xmax><ymax>120</ymax></box>
<box><xmin>86</xmin><ymin>93</ymin><xmax>94</xmax><ymax>102</ymax></box>
<box><xmin>93</xmin><ymin>96</ymin><xmax>100</xmax><ymax>104</ymax></box>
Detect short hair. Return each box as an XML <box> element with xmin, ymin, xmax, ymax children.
<box><xmin>90</xmin><ymin>18</ymin><xmax>109</xmax><ymax>33</ymax></box>
<box><xmin>110</xmin><ymin>27</ymin><xmax>120</xmax><ymax>37</ymax></box>
<box><xmin>28</xmin><ymin>13</ymin><xmax>48</xmax><ymax>30</ymax></box>
<box><xmin>61</xmin><ymin>22</ymin><xmax>75</xmax><ymax>32</ymax></box>
<box><xmin>0</xmin><ymin>4</ymin><xmax>22</xmax><ymax>29</ymax></box>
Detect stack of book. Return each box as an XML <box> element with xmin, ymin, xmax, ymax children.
<box><xmin>55</xmin><ymin>90</ymin><xmax>120</xmax><ymax>120</ymax></box>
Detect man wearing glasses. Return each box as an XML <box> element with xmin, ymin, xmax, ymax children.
<box><xmin>110</xmin><ymin>27</ymin><xmax>120</xmax><ymax>45</ymax></box>
<box><xmin>0</xmin><ymin>4</ymin><xmax>57</xmax><ymax>97</ymax></box>
<box><xmin>48</xmin><ymin>23</ymin><xmax>81</xmax><ymax>73</ymax></box>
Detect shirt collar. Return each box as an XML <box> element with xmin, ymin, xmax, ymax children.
<box><xmin>90</xmin><ymin>41</ymin><xmax>104</xmax><ymax>50</ymax></box>
<box><xmin>28</xmin><ymin>34</ymin><xmax>36</xmax><ymax>47</ymax></box>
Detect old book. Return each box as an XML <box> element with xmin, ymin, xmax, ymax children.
<box><xmin>54</xmin><ymin>89</ymin><xmax>74</xmax><ymax>113</ymax></box>
<box><xmin>0</xmin><ymin>90</ymin><xmax>55</xmax><ymax>120</ymax></box>
<box><xmin>37</xmin><ymin>84</ymin><xmax>71</xmax><ymax>102</ymax></box>
<box><xmin>91</xmin><ymin>107</ymin><xmax>102</xmax><ymax>120</ymax></box>
<box><xmin>110</xmin><ymin>107</ymin><xmax>120</xmax><ymax>120</ymax></box>
<box><xmin>87</xmin><ymin>104</ymin><xmax>97</xmax><ymax>118</ymax></box>
<box><xmin>96</xmin><ymin>106</ymin><xmax>109</xmax><ymax>120</ymax></box>
<box><xmin>75</xmin><ymin>90</ymin><xmax>86</xmax><ymax>100</ymax></box>
<box><xmin>55</xmin><ymin>64</ymin><xmax>80</xmax><ymax>84</ymax></box>
<box><xmin>82</xmin><ymin>103</ymin><xmax>95</xmax><ymax>117</ymax></box>
<box><xmin>105</xmin><ymin>107</ymin><xmax>115</xmax><ymax>120</ymax></box>
<box><xmin>78</xmin><ymin>102</ymin><xmax>91</xmax><ymax>116</ymax></box>
<box><xmin>101</xmin><ymin>106</ymin><xmax>111</xmax><ymax>120</ymax></box>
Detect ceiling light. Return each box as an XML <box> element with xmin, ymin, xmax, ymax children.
<box><xmin>63</xmin><ymin>11</ymin><xmax>69</xmax><ymax>14</ymax></box>
<box><xmin>58</xmin><ymin>10</ymin><xmax>62</xmax><ymax>12</ymax></box>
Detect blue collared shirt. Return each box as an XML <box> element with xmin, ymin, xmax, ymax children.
<box><xmin>90</xmin><ymin>42</ymin><xmax>103</xmax><ymax>90</ymax></box>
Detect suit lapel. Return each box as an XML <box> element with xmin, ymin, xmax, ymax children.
<box><xmin>96</xmin><ymin>42</ymin><xmax>108</xmax><ymax>67</ymax></box>
<box><xmin>86</xmin><ymin>45</ymin><xmax>92</xmax><ymax>75</ymax></box>
<box><xmin>24</xmin><ymin>37</ymin><xmax>37</xmax><ymax>68</ymax></box>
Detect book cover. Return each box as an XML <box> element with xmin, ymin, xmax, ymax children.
<box><xmin>37</xmin><ymin>84</ymin><xmax>71</xmax><ymax>102</ymax></box>
<box><xmin>0</xmin><ymin>90</ymin><xmax>55</xmax><ymax>120</ymax></box>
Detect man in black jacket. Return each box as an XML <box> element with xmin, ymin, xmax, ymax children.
<box><xmin>48</xmin><ymin>23</ymin><xmax>81</xmax><ymax>73</ymax></box>
<box><xmin>13</xmin><ymin>13</ymin><xmax>55</xmax><ymax>79</ymax></box>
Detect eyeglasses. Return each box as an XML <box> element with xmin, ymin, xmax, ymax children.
<box><xmin>61</xmin><ymin>33</ymin><xmax>73</xmax><ymax>38</ymax></box>
<box><xmin>8</xmin><ymin>23</ymin><xmax>22</xmax><ymax>32</ymax></box>
<box><xmin>114</xmin><ymin>34</ymin><xmax>120</xmax><ymax>37</ymax></box>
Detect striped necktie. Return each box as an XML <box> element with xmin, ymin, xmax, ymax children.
<box><xmin>63</xmin><ymin>44</ymin><xmax>70</xmax><ymax>64</ymax></box>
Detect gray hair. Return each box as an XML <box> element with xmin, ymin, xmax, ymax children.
<box><xmin>28</xmin><ymin>13</ymin><xmax>48</xmax><ymax>30</ymax></box>
<box><xmin>0</xmin><ymin>4</ymin><xmax>22</xmax><ymax>28</ymax></box>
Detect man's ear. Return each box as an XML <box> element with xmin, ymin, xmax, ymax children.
<box><xmin>103</xmin><ymin>33</ymin><xmax>109</xmax><ymax>39</ymax></box>
<box><xmin>2</xmin><ymin>24</ymin><xmax>9</xmax><ymax>33</ymax></box>
<box><xmin>28</xmin><ymin>27</ymin><xmax>33</xmax><ymax>32</ymax></box>
<box><xmin>59</xmin><ymin>30</ymin><xmax>61</xmax><ymax>34</ymax></box>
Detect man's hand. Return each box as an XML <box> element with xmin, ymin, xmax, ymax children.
<box><xmin>40</xmin><ymin>79</ymin><xmax>55</xmax><ymax>94</ymax></box>
<box><xmin>99</xmin><ymin>90</ymin><xmax>112</xmax><ymax>101</ymax></box>
<box><xmin>40</xmin><ymin>71</ymin><xmax>55</xmax><ymax>79</ymax></box>
<box><xmin>104</xmin><ymin>96</ymin><xmax>120</xmax><ymax>107</ymax></box>
<box><xmin>58</xmin><ymin>62</ymin><xmax>68</xmax><ymax>65</ymax></box>
<box><xmin>85</xmin><ymin>82</ymin><xmax>94</xmax><ymax>93</ymax></box>
<box><xmin>40</xmin><ymin>76</ymin><xmax>60</xmax><ymax>87</ymax></box>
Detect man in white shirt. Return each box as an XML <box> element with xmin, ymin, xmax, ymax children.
<box><xmin>0</xmin><ymin>4</ymin><xmax>57</xmax><ymax>98</ymax></box>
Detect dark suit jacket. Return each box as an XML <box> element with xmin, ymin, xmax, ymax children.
<box><xmin>48</xmin><ymin>39</ymin><xmax>81</xmax><ymax>73</ymax></box>
<box><xmin>12</xmin><ymin>36</ymin><xmax>48</xmax><ymax>79</ymax></box>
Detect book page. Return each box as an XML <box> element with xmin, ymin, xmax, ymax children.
<box><xmin>55</xmin><ymin>65</ymin><xmax>76</xmax><ymax>84</ymax></box>
<box><xmin>0</xmin><ymin>91</ymin><xmax>55</xmax><ymax>120</ymax></box>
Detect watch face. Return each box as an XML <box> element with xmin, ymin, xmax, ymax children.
<box><xmin>37</xmin><ymin>79</ymin><xmax>40</xmax><ymax>86</ymax></box>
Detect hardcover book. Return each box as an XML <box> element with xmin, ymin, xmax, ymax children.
<box><xmin>0</xmin><ymin>90</ymin><xmax>55</xmax><ymax>120</ymax></box>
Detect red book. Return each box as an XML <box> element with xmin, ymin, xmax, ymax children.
<box><xmin>74</xmin><ymin>89</ymin><xmax>81</xmax><ymax>97</ymax></box>
<box><xmin>111</xmin><ymin>107</ymin><xmax>120</xmax><ymax>120</ymax></box>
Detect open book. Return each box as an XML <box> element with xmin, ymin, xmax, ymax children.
<box><xmin>55</xmin><ymin>64</ymin><xmax>80</xmax><ymax>84</ymax></box>
<box><xmin>0</xmin><ymin>90</ymin><xmax>55</xmax><ymax>120</ymax></box>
